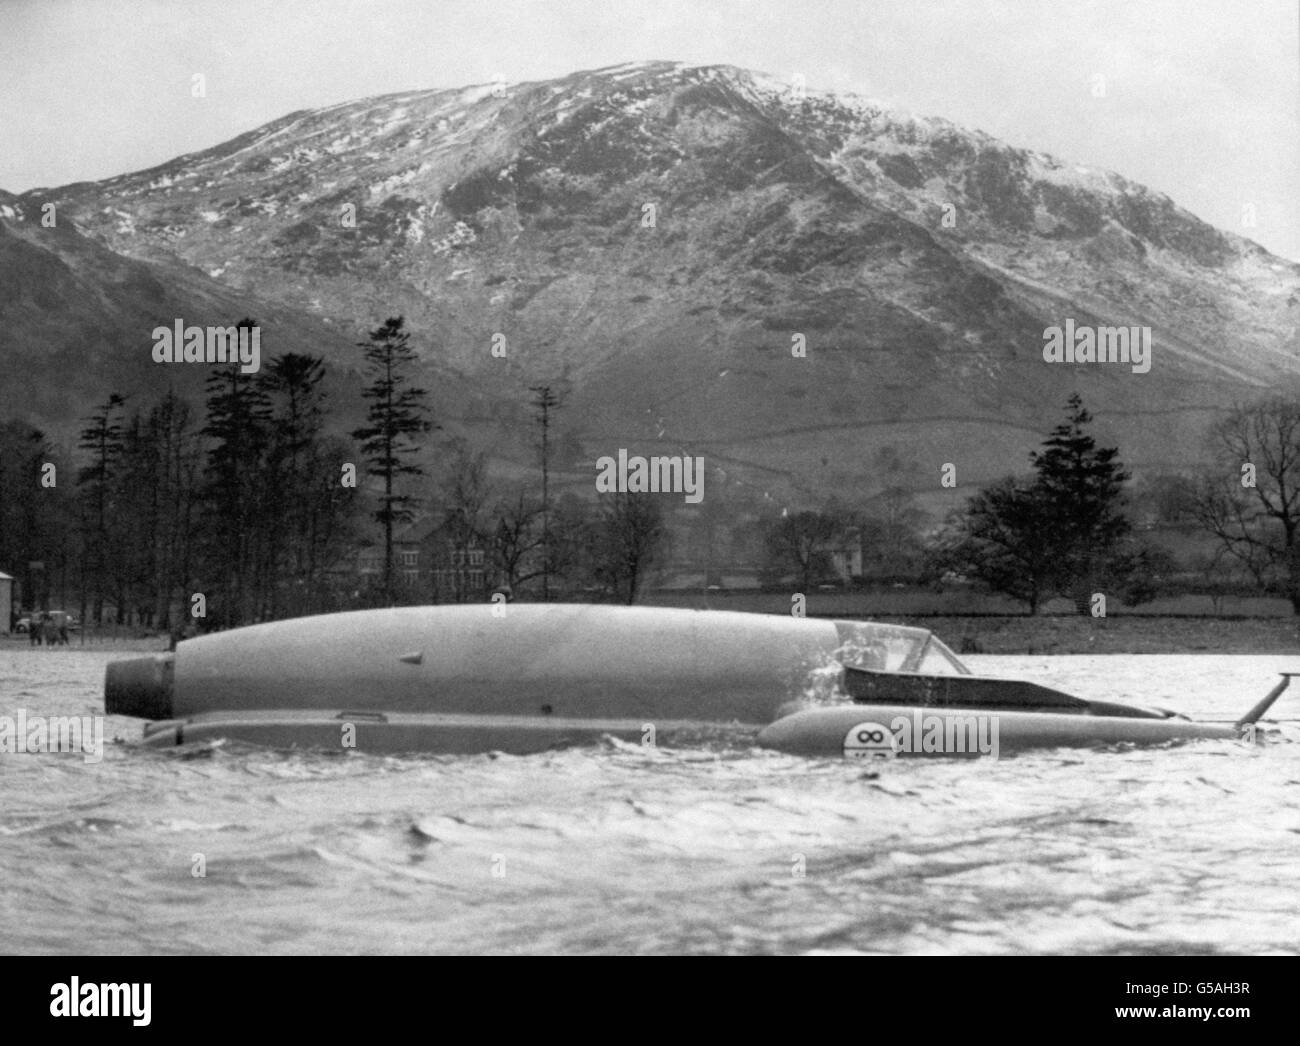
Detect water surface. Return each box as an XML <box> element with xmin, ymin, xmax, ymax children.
<box><xmin>1</xmin><ymin>649</ymin><xmax>1297</xmax><ymax>954</ymax></box>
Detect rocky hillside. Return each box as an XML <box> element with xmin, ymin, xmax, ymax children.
<box><xmin>5</xmin><ymin>61</ymin><xmax>1298</xmax><ymax>503</ymax></box>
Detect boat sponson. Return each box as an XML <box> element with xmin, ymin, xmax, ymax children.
<box><xmin>758</xmin><ymin>703</ymin><xmax>1237</xmax><ymax>757</ymax></box>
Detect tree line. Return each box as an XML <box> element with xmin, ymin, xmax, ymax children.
<box><xmin>765</xmin><ymin>393</ymin><xmax>1300</xmax><ymax>616</ymax></box>
<box><xmin>6</xmin><ymin>320</ymin><xmax>1300</xmax><ymax>627</ymax></box>
<box><xmin>0</xmin><ymin>316</ymin><xmax>672</xmax><ymax>631</ymax></box>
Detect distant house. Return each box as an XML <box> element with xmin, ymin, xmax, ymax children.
<box><xmin>826</xmin><ymin>527</ymin><xmax>864</xmax><ymax>582</ymax></box>
<box><xmin>349</xmin><ymin>517</ymin><xmax>490</xmax><ymax>602</ymax></box>
<box><xmin>421</xmin><ymin>511</ymin><xmax>489</xmax><ymax>602</ymax></box>
<box><xmin>354</xmin><ymin>521</ymin><xmax>429</xmax><ymax>592</ymax></box>
<box><xmin>0</xmin><ymin>571</ymin><xmax>11</xmax><ymax>633</ymax></box>
<box><xmin>429</xmin><ymin>543</ymin><xmax>488</xmax><ymax>602</ymax></box>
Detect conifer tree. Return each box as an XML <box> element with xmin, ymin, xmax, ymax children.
<box><xmin>259</xmin><ymin>352</ymin><xmax>327</xmax><ymax>616</ymax></box>
<box><xmin>202</xmin><ymin>318</ymin><xmax>272</xmax><ymax>626</ymax></box>
<box><xmin>351</xmin><ymin>317</ymin><xmax>433</xmax><ymax>603</ymax></box>
<box><xmin>76</xmin><ymin>393</ymin><xmax>125</xmax><ymax>624</ymax></box>
<box><xmin>135</xmin><ymin>391</ymin><xmax>202</xmax><ymax>631</ymax></box>
<box><xmin>1030</xmin><ymin>393</ymin><xmax>1130</xmax><ymax>608</ymax></box>
<box><xmin>929</xmin><ymin>394</ymin><xmax>1131</xmax><ymax>614</ymax></box>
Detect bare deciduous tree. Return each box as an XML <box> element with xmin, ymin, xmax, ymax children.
<box><xmin>492</xmin><ymin>488</ymin><xmax>547</xmax><ymax>595</ymax></box>
<box><xmin>592</xmin><ymin>492</ymin><xmax>667</xmax><ymax>604</ymax></box>
<box><xmin>763</xmin><ymin>509</ymin><xmax>843</xmax><ymax>594</ymax></box>
<box><xmin>1195</xmin><ymin>398</ymin><xmax>1300</xmax><ymax>612</ymax></box>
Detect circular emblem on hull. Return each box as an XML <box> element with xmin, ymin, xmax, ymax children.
<box><xmin>843</xmin><ymin>721</ymin><xmax>898</xmax><ymax>759</ymax></box>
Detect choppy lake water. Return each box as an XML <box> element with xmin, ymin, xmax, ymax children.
<box><xmin>2</xmin><ymin>647</ymin><xmax>1298</xmax><ymax>954</ymax></box>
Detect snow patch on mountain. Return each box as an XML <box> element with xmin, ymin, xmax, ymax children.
<box><xmin>599</xmin><ymin>60</ymin><xmax>662</xmax><ymax>77</ymax></box>
<box><xmin>368</xmin><ymin>168</ymin><xmax>423</xmax><ymax>199</ymax></box>
<box><xmin>430</xmin><ymin>220</ymin><xmax>476</xmax><ymax>255</ymax></box>
<box><xmin>459</xmin><ymin>83</ymin><xmax>506</xmax><ymax>105</ymax></box>
<box><xmin>1025</xmin><ymin>152</ymin><xmax>1124</xmax><ymax>197</ymax></box>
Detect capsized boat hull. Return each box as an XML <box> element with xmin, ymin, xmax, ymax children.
<box><xmin>757</xmin><ymin>703</ymin><xmax>1244</xmax><ymax>758</ymax></box>
<box><xmin>108</xmin><ymin>604</ymin><xmax>843</xmax><ymax>725</ymax></box>
<box><xmin>105</xmin><ymin>605</ymin><xmax>1288</xmax><ymax>758</ymax></box>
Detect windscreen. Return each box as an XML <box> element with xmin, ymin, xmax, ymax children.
<box><xmin>915</xmin><ymin>636</ymin><xmax>970</xmax><ymax>675</ymax></box>
<box><xmin>832</xmin><ymin>620</ymin><xmax>970</xmax><ymax>675</ymax></box>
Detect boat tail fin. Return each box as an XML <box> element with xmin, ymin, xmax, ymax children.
<box><xmin>1235</xmin><ymin>673</ymin><xmax>1300</xmax><ymax>728</ymax></box>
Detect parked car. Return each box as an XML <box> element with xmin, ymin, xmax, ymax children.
<box><xmin>21</xmin><ymin>611</ymin><xmax>80</xmax><ymax>633</ymax></box>
<box><xmin>47</xmin><ymin>610</ymin><xmax>80</xmax><ymax>631</ymax></box>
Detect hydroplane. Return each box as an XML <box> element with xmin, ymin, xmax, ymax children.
<box><xmin>103</xmin><ymin>605</ymin><xmax>1293</xmax><ymax>758</ymax></box>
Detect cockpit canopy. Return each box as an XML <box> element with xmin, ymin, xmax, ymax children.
<box><xmin>832</xmin><ymin>620</ymin><xmax>970</xmax><ymax>676</ymax></box>
<box><xmin>828</xmin><ymin>619</ymin><xmax>1174</xmax><ymax>719</ymax></box>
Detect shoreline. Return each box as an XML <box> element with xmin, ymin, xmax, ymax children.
<box><xmin>5</xmin><ymin>611</ymin><xmax>1300</xmax><ymax>657</ymax></box>
<box><xmin>855</xmin><ymin>614</ymin><xmax>1300</xmax><ymax>656</ymax></box>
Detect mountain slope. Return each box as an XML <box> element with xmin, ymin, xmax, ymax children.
<box><xmin>7</xmin><ymin>62</ymin><xmax>1300</xmax><ymax>500</ymax></box>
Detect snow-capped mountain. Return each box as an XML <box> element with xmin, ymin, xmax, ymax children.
<box><xmin>5</xmin><ymin>61</ymin><xmax>1299</xmax><ymax>497</ymax></box>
